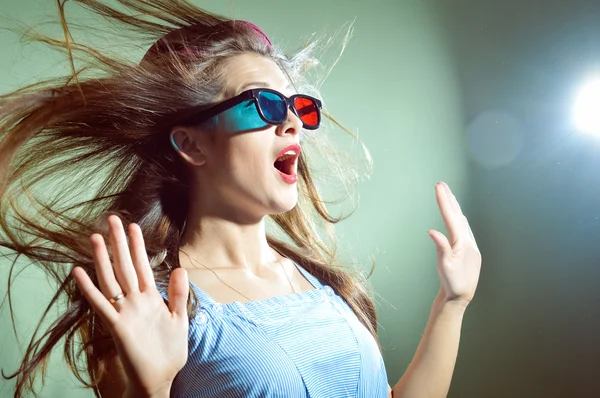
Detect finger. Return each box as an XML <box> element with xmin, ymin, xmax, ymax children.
<box><xmin>463</xmin><ymin>216</ymin><xmax>477</xmax><ymax>244</ymax></box>
<box><xmin>442</xmin><ymin>182</ymin><xmax>463</xmax><ymax>215</ymax></box>
<box><xmin>91</xmin><ymin>233</ymin><xmax>124</xmax><ymax>300</ymax></box>
<box><xmin>442</xmin><ymin>183</ymin><xmax>474</xmax><ymax>240</ymax></box>
<box><xmin>428</xmin><ymin>229</ymin><xmax>452</xmax><ymax>256</ymax></box>
<box><xmin>72</xmin><ymin>266</ymin><xmax>118</xmax><ymax>326</ymax></box>
<box><xmin>128</xmin><ymin>223</ymin><xmax>156</xmax><ymax>292</ymax></box>
<box><xmin>108</xmin><ymin>215</ymin><xmax>139</xmax><ymax>294</ymax></box>
<box><xmin>441</xmin><ymin>182</ymin><xmax>471</xmax><ymax>238</ymax></box>
<box><xmin>168</xmin><ymin>268</ymin><xmax>189</xmax><ymax>319</ymax></box>
<box><xmin>435</xmin><ymin>183</ymin><xmax>462</xmax><ymax>242</ymax></box>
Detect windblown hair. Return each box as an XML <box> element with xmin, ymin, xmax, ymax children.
<box><xmin>0</xmin><ymin>1</ymin><xmax>376</xmax><ymax>397</ymax></box>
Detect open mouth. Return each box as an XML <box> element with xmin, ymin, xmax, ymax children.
<box><xmin>274</xmin><ymin>145</ymin><xmax>301</xmax><ymax>179</ymax></box>
<box><xmin>274</xmin><ymin>153</ymin><xmax>297</xmax><ymax>175</ymax></box>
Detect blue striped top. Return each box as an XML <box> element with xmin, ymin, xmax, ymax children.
<box><xmin>160</xmin><ymin>264</ymin><xmax>389</xmax><ymax>397</ymax></box>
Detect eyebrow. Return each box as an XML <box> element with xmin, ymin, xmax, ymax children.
<box><xmin>236</xmin><ymin>81</ymin><xmax>295</xmax><ymax>95</ymax></box>
<box><xmin>238</xmin><ymin>81</ymin><xmax>270</xmax><ymax>92</ymax></box>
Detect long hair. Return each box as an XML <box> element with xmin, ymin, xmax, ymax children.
<box><xmin>0</xmin><ymin>1</ymin><xmax>377</xmax><ymax>397</ymax></box>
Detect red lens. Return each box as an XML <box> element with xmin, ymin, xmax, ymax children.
<box><xmin>294</xmin><ymin>97</ymin><xmax>319</xmax><ymax>127</ymax></box>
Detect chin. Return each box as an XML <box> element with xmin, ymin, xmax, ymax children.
<box><xmin>270</xmin><ymin>194</ymin><xmax>299</xmax><ymax>215</ymax></box>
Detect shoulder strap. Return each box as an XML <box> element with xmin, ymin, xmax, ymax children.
<box><xmin>294</xmin><ymin>263</ymin><xmax>324</xmax><ymax>289</ymax></box>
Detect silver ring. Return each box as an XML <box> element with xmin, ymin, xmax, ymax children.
<box><xmin>108</xmin><ymin>292</ymin><xmax>125</xmax><ymax>304</ymax></box>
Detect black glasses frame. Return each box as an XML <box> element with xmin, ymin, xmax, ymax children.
<box><xmin>172</xmin><ymin>88</ymin><xmax>322</xmax><ymax>130</ymax></box>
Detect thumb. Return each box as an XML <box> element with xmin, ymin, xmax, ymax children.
<box><xmin>428</xmin><ymin>230</ymin><xmax>452</xmax><ymax>257</ymax></box>
<box><xmin>168</xmin><ymin>268</ymin><xmax>189</xmax><ymax>318</ymax></box>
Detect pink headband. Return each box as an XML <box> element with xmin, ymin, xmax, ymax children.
<box><xmin>239</xmin><ymin>21</ymin><xmax>272</xmax><ymax>47</ymax></box>
<box><xmin>141</xmin><ymin>20</ymin><xmax>272</xmax><ymax>65</ymax></box>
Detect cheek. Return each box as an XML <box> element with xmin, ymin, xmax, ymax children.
<box><xmin>210</xmin><ymin>133</ymin><xmax>272</xmax><ymax>181</ymax></box>
<box><xmin>229</xmin><ymin>139</ymin><xmax>269</xmax><ymax>177</ymax></box>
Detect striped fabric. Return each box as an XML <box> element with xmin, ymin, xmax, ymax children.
<box><xmin>159</xmin><ymin>265</ymin><xmax>389</xmax><ymax>397</ymax></box>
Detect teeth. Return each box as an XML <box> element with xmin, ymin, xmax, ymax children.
<box><xmin>277</xmin><ymin>150</ymin><xmax>297</xmax><ymax>161</ymax></box>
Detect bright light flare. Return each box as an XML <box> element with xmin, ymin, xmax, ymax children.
<box><xmin>574</xmin><ymin>79</ymin><xmax>600</xmax><ymax>135</ymax></box>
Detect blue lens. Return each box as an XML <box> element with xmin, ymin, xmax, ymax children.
<box><xmin>258</xmin><ymin>91</ymin><xmax>286</xmax><ymax>122</ymax></box>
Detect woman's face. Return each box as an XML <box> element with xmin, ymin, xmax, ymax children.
<box><xmin>174</xmin><ymin>52</ymin><xmax>304</xmax><ymax>221</ymax></box>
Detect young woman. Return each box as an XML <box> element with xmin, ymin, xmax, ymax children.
<box><xmin>0</xmin><ymin>1</ymin><xmax>481</xmax><ymax>397</ymax></box>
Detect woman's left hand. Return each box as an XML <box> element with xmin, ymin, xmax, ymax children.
<box><xmin>428</xmin><ymin>182</ymin><xmax>482</xmax><ymax>308</ymax></box>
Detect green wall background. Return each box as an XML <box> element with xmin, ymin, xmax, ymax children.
<box><xmin>1</xmin><ymin>1</ymin><xmax>598</xmax><ymax>397</ymax></box>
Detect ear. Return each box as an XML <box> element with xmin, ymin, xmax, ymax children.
<box><xmin>170</xmin><ymin>126</ymin><xmax>207</xmax><ymax>166</ymax></box>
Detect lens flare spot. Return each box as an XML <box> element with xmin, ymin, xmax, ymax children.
<box><xmin>467</xmin><ymin>110</ymin><xmax>524</xmax><ymax>169</ymax></box>
<box><xmin>574</xmin><ymin>79</ymin><xmax>600</xmax><ymax>136</ymax></box>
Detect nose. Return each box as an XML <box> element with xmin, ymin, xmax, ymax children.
<box><xmin>275</xmin><ymin>108</ymin><xmax>302</xmax><ymax>137</ymax></box>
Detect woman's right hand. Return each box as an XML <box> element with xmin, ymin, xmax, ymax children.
<box><xmin>72</xmin><ymin>215</ymin><xmax>189</xmax><ymax>397</ymax></box>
